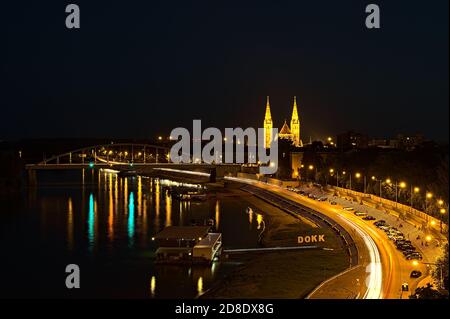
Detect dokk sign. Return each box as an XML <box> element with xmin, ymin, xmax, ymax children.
<box><xmin>297</xmin><ymin>234</ymin><xmax>325</xmax><ymax>244</ymax></box>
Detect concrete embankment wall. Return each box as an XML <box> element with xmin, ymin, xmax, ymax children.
<box><xmin>329</xmin><ymin>186</ymin><xmax>448</xmax><ymax>236</ymax></box>
<box><xmin>236</xmin><ymin>173</ymin><xmax>448</xmax><ymax>238</ymax></box>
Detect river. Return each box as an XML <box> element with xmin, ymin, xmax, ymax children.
<box><xmin>0</xmin><ymin>169</ymin><xmax>263</xmax><ymax>298</ymax></box>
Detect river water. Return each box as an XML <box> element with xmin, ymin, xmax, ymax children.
<box><xmin>0</xmin><ymin>169</ymin><xmax>263</xmax><ymax>298</ymax></box>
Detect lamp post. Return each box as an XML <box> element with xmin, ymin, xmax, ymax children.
<box><xmin>355</xmin><ymin>172</ymin><xmax>366</xmax><ymax>194</ymax></box>
<box><xmin>439</xmin><ymin>208</ymin><xmax>446</xmax><ymax>233</ymax></box>
<box><xmin>424</xmin><ymin>192</ymin><xmax>433</xmax><ymax>223</ymax></box>
<box><xmin>371</xmin><ymin>176</ymin><xmax>383</xmax><ymax>202</ymax></box>
<box><xmin>410</xmin><ymin>186</ymin><xmax>420</xmax><ymax>212</ymax></box>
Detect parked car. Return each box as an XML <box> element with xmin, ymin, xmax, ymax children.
<box><xmin>354</xmin><ymin>211</ymin><xmax>368</xmax><ymax>217</ymax></box>
<box><xmin>330</xmin><ymin>201</ymin><xmax>337</xmax><ymax>205</ymax></box>
<box><xmin>374</xmin><ymin>220</ymin><xmax>386</xmax><ymax>227</ymax></box>
<box><xmin>317</xmin><ymin>196</ymin><xmax>327</xmax><ymax>201</ymax></box>
<box><xmin>406</xmin><ymin>253</ymin><xmax>422</xmax><ymax>260</ymax></box>
<box><xmin>363</xmin><ymin>215</ymin><xmax>376</xmax><ymax>221</ymax></box>
<box><xmin>410</xmin><ymin>270</ymin><xmax>422</xmax><ymax>278</ymax></box>
<box><xmin>343</xmin><ymin>207</ymin><xmax>355</xmax><ymax>211</ymax></box>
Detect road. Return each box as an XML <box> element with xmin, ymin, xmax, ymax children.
<box><xmin>226</xmin><ymin>177</ymin><xmax>428</xmax><ymax>299</ymax></box>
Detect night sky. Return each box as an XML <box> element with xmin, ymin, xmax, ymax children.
<box><xmin>2</xmin><ymin>1</ymin><xmax>448</xmax><ymax>142</ymax></box>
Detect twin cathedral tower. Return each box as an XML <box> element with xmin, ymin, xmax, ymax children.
<box><xmin>263</xmin><ymin>96</ymin><xmax>303</xmax><ymax>148</ymax></box>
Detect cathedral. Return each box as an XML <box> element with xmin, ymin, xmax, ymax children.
<box><xmin>263</xmin><ymin>96</ymin><xmax>303</xmax><ymax>148</ymax></box>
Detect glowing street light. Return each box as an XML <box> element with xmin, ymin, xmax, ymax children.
<box><xmin>414</xmin><ymin>187</ymin><xmax>420</xmax><ymax>193</ymax></box>
<box><xmin>426</xmin><ymin>192</ymin><xmax>433</xmax><ymax>199</ymax></box>
<box><xmin>308</xmin><ymin>165</ymin><xmax>314</xmax><ymax>170</ymax></box>
<box><xmin>399</xmin><ymin>182</ymin><xmax>406</xmax><ymax>189</ymax></box>
<box><xmin>438</xmin><ymin>199</ymin><xmax>444</xmax><ymax>206</ymax></box>
<box><xmin>329</xmin><ymin>168</ymin><xmax>334</xmax><ymax>174</ymax></box>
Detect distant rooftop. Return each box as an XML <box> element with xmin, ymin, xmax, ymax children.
<box><xmin>154</xmin><ymin>226</ymin><xmax>210</xmax><ymax>240</ymax></box>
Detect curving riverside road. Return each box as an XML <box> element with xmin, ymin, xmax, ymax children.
<box><xmin>226</xmin><ymin>177</ymin><xmax>428</xmax><ymax>299</ymax></box>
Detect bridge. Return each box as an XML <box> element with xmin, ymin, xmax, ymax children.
<box><xmin>25</xmin><ymin>143</ymin><xmax>242</xmax><ymax>185</ymax></box>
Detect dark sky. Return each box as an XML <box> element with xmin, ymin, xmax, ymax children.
<box><xmin>2</xmin><ymin>0</ymin><xmax>448</xmax><ymax>142</ymax></box>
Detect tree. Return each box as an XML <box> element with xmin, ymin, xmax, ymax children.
<box><xmin>433</xmin><ymin>243</ymin><xmax>449</xmax><ymax>291</ymax></box>
<box><xmin>410</xmin><ymin>283</ymin><xmax>447</xmax><ymax>299</ymax></box>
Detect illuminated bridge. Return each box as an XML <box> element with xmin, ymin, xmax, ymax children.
<box><xmin>25</xmin><ymin>143</ymin><xmax>242</xmax><ymax>184</ymax></box>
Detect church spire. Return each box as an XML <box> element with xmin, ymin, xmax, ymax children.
<box><xmin>264</xmin><ymin>96</ymin><xmax>272</xmax><ymax>120</ymax></box>
<box><xmin>291</xmin><ymin>96</ymin><xmax>299</xmax><ymax>120</ymax></box>
<box><xmin>290</xmin><ymin>96</ymin><xmax>302</xmax><ymax>147</ymax></box>
<box><xmin>263</xmin><ymin>96</ymin><xmax>273</xmax><ymax>149</ymax></box>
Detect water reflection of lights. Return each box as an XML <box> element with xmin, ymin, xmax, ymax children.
<box><xmin>165</xmin><ymin>190</ymin><xmax>172</xmax><ymax>226</ymax></box>
<box><xmin>150</xmin><ymin>276</ymin><xmax>156</xmax><ymax>297</ymax></box>
<box><xmin>67</xmin><ymin>197</ymin><xmax>73</xmax><ymax>250</ymax></box>
<box><xmin>215</xmin><ymin>200</ymin><xmax>220</xmax><ymax>230</ymax></box>
<box><xmin>99</xmin><ymin>168</ymin><xmax>120</xmax><ymax>174</ymax></box>
<box><xmin>256</xmin><ymin>213</ymin><xmax>263</xmax><ymax>230</ymax></box>
<box><xmin>197</xmin><ymin>277</ymin><xmax>203</xmax><ymax>295</ymax></box>
<box><xmin>159</xmin><ymin>179</ymin><xmax>202</xmax><ymax>189</ymax></box>
<box><xmin>88</xmin><ymin>193</ymin><xmax>95</xmax><ymax>250</ymax></box>
<box><xmin>128</xmin><ymin>192</ymin><xmax>135</xmax><ymax>246</ymax></box>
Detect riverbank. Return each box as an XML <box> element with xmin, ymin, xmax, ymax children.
<box><xmin>201</xmin><ymin>184</ymin><xmax>349</xmax><ymax>299</ymax></box>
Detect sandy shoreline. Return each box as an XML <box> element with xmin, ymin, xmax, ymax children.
<box><xmin>201</xmin><ymin>185</ymin><xmax>349</xmax><ymax>299</ymax></box>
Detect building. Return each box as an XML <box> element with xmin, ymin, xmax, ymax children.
<box><xmin>263</xmin><ymin>96</ymin><xmax>302</xmax><ymax>148</ymax></box>
<box><xmin>153</xmin><ymin>226</ymin><xmax>222</xmax><ymax>264</ymax></box>
<box><xmin>336</xmin><ymin>131</ymin><xmax>369</xmax><ymax>150</ymax></box>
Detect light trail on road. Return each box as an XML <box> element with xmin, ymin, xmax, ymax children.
<box><xmin>337</xmin><ymin>214</ymin><xmax>383</xmax><ymax>299</ymax></box>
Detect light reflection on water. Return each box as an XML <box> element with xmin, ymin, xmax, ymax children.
<box><xmin>1</xmin><ymin>169</ymin><xmax>265</xmax><ymax>298</ymax></box>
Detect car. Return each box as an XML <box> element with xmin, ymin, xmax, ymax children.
<box><xmin>330</xmin><ymin>201</ymin><xmax>337</xmax><ymax>205</ymax></box>
<box><xmin>410</xmin><ymin>270</ymin><xmax>422</xmax><ymax>278</ymax></box>
<box><xmin>374</xmin><ymin>220</ymin><xmax>386</xmax><ymax>227</ymax></box>
<box><xmin>403</xmin><ymin>250</ymin><xmax>416</xmax><ymax>256</ymax></box>
<box><xmin>379</xmin><ymin>225</ymin><xmax>390</xmax><ymax>231</ymax></box>
<box><xmin>363</xmin><ymin>215</ymin><xmax>376</xmax><ymax>221</ymax></box>
<box><xmin>354</xmin><ymin>211</ymin><xmax>367</xmax><ymax>217</ymax></box>
<box><xmin>308</xmin><ymin>194</ymin><xmax>317</xmax><ymax>199</ymax></box>
<box><xmin>317</xmin><ymin>196</ymin><xmax>327</xmax><ymax>201</ymax></box>
<box><xmin>343</xmin><ymin>207</ymin><xmax>355</xmax><ymax>211</ymax></box>
<box><xmin>406</xmin><ymin>253</ymin><xmax>423</xmax><ymax>260</ymax></box>
<box><xmin>387</xmin><ymin>234</ymin><xmax>396</xmax><ymax>241</ymax></box>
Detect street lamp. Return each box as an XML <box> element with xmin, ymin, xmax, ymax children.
<box><xmin>410</xmin><ymin>186</ymin><xmax>420</xmax><ymax>212</ymax></box>
<box><xmin>372</xmin><ymin>176</ymin><xmax>382</xmax><ymax>200</ymax></box>
<box><xmin>425</xmin><ymin>192</ymin><xmax>433</xmax><ymax>215</ymax></box>
<box><xmin>439</xmin><ymin>208</ymin><xmax>446</xmax><ymax>233</ymax></box>
<box><xmin>355</xmin><ymin>172</ymin><xmax>366</xmax><ymax>194</ymax></box>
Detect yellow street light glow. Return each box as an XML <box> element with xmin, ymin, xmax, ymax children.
<box><xmin>412</xmin><ymin>260</ymin><xmax>419</xmax><ymax>267</ymax></box>
<box><xmin>308</xmin><ymin>165</ymin><xmax>314</xmax><ymax>170</ymax></box>
<box><xmin>425</xmin><ymin>235</ymin><xmax>432</xmax><ymax>242</ymax></box>
<box><xmin>399</xmin><ymin>182</ymin><xmax>406</xmax><ymax>188</ymax></box>
<box><xmin>430</xmin><ymin>220</ymin><xmax>436</xmax><ymax>226</ymax></box>
<box><xmin>426</xmin><ymin>192</ymin><xmax>433</xmax><ymax>199</ymax></box>
<box><xmin>158</xmin><ymin>136</ymin><xmax>162</xmax><ymax>140</ymax></box>
<box><xmin>440</xmin><ymin>208</ymin><xmax>446</xmax><ymax>214</ymax></box>
<box><xmin>342</xmin><ymin>171</ymin><xmax>346</xmax><ymax>175</ymax></box>
<box><xmin>355</xmin><ymin>172</ymin><xmax>361</xmax><ymax>178</ymax></box>
<box><xmin>438</xmin><ymin>200</ymin><xmax>444</xmax><ymax>206</ymax></box>
<box><xmin>327</xmin><ymin>137</ymin><xmax>332</xmax><ymax>142</ymax></box>
<box><xmin>414</xmin><ymin>187</ymin><xmax>420</xmax><ymax>193</ymax></box>
<box><xmin>386</xmin><ymin>178</ymin><xmax>391</xmax><ymax>184</ymax></box>
<box><xmin>371</xmin><ymin>176</ymin><xmax>376</xmax><ymax>180</ymax></box>
<box><xmin>329</xmin><ymin>168</ymin><xmax>334</xmax><ymax>173</ymax></box>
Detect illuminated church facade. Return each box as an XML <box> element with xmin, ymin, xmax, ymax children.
<box><xmin>263</xmin><ymin>96</ymin><xmax>303</xmax><ymax>148</ymax></box>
